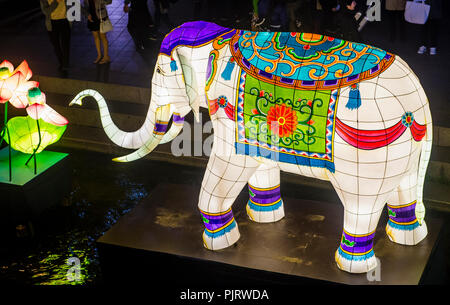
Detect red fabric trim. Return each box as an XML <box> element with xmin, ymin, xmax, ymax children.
<box><xmin>410</xmin><ymin>120</ymin><xmax>427</xmax><ymax>141</ymax></box>
<box><xmin>209</xmin><ymin>98</ymin><xmax>218</xmax><ymax>115</ymax></box>
<box><xmin>336</xmin><ymin>118</ymin><xmax>407</xmax><ymax>150</ymax></box>
<box><xmin>225</xmin><ymin>104</ymin><xmax>235</xmax><ymax>121</ymax></box>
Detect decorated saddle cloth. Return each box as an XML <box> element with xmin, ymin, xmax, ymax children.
<box><xmin>229</xmin><ymin>31</ymin><xmax>395</xmax><ymax>172</ymax></box>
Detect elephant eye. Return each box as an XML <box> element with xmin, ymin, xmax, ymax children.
<box><xmin>156</xmin><ymin>67</ymin><xmax>162</xmax><ymax>74</ymax></box>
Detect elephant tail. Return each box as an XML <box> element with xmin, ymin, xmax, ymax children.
<box><xmin>415</xmin><ymin>109</ymin><xmax>433</xmax><ymax>225</ymax></box>
<box><xmin>69</xmin><ymin>89</ymin><xmax>156</xmax><ymax>150</ymax></box>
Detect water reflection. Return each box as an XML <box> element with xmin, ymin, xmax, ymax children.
<box><xmin>1</xmin><ymin>148</ymin><xmax>204</xmax><ymax>285</ymax></box>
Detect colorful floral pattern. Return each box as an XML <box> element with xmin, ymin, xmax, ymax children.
<box><xmin>235</xmin><ymin>70</ymin><xmax>337</xmax><ymax>172</ymax></box>
<box><xmin>266</xmin><ymin>104</ymin><xmax>298</xmax><ymax>138</ymax></box>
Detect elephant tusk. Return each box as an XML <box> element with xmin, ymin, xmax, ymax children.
<box><xmin>112</xmin><ymin>105</ymin><xmax>172</xmax><ymax>162</ymax></box>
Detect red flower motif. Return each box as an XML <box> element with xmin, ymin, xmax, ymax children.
<box><xmin>266</xmin><ymin>104</ymin><xmax>298</xmax><ymax>138</ymax></box>
<box><xmin>251</xmin><ymin>108</ymin><xmax>258</xmax><ymax>115</ymax></box>
<box><xmin>259</xmin><ymin>90</ymin><xmax>265</xmax><ymax>97</ymax></box>
<box><xmin>303</xmin><ymin>44</ymin><xmax>311</xmax><ymax>50</ymax></box>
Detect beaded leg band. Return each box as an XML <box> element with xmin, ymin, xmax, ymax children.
<box><xmin>386</xmin><ymin>201</ymin><xmax>420</xmax><ymax>231</ymax></box>
<box><xmin>199</xmin><ymin>208</ymin><xmax>237</xmax><ymax>239</ymax></box>
<box><xmin>337</xmin><ymin>229</ymin><xmax>375</xmax><ymax>261</ymax></box>
<box><xmin>247</xmin><ymin>184</ymin><xmax>283</xmax><ymax>212</ymax></box>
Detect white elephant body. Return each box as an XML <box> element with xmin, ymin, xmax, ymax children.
<box><xmin>71</xmin><ymin>22</ymin><xmax>432</xmax><ymax>274</ymax></box>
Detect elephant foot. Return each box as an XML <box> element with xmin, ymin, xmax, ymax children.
<box><xmin>335</xmin><ymin>248</ymin><xmax>378</xmax><ymax>274</ymax></box>
<box><xmin>246</xmin><ymin>184</ymin><xmax>285</xmax><ymax>223</ymax></box>
<box><xmin>386</xmin><ymin>219</ymin><xmax>427</xmax><ymax>245</ymax></box>
<box><xmin>200</xmin><ymin>208</ymin><xmax>240</xmax><ymax>250</ymax></box>
<box><xmin>335</xmin><ymin>229</ymin><xmax>377</xmax><ymax>273</ymax></box>
<box><xmin>246</xmin><ymin>199</ymin><xmax>285</xmax><ymax>223</ymax></box>
<box><xmin>385</xmin><ymin>202</ymin><xmax>428</xmax><ymax>245</ymax></box>
<box><xmin>202</xmin><ymin>220</ymin><xmax>240</xmax><ymax>250</ymax></box>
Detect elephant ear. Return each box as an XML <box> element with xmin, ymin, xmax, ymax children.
<box><xmin>176</xmin><ymin>52</ymin><xmax>200</xmax><ymax>123</ymax></box>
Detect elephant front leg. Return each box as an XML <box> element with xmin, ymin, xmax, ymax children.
<box><xmin>385</xmin><ymin>172</ymin><xmax>428</xmax><ymax>245</ymax></box>
<box><xmin>246</xmin><ymin>164</ymin><xmax>285</xmax><ymax>223</ymax></box>
<box><xmin>198</xmin><ymin>153</ymin><xmax>259</xmax><ymax>250</ymax></box>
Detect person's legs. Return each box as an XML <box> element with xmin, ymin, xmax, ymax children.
<box><xmin>429</xmin><ymin>18</ymin><xmax>439</xmax><ymax>48</ymax></box>
<box><xmin>59</xmin><ymin>19</ymin><xmax>71</xmax><ymax>69</ymax></box>
<box><xmin>92</xmin><ymin>31</ymin><xmax>102</xmax><ymax>63</ymax></box>
<box><xmin>420</xmin><ymin>18</ymin><xmax>429</xmax><ymax>47</ymax></box>
<box><xmin>47</xmin><ymin>29</ymin><xmax>63</xmax><ymax>69</ymax></box>
<box><xmin>386</xmin><ymin>10</ymin><xmax>396</xmax><ymax>42</ymax></box>
<box><xmin>396</xmin><ymin>10</ymin><xmax>406</xmax><ymax>41</ymax></box>
<box><xmin>153</xmin><ymin>0</ymin><xmax>161</xmax><ymax>27</ymax></box>
<box><xmin>99</xmin><ymin>33</ymin><xmax>110</xmax><ymax>63</ymax></box>
<box><xmin>127</xmin><ymin>10</ymin><xmax>143</xmax><ymax>50</ymax></box>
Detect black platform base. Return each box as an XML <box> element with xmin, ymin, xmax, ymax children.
<box><xmin>0</xmin><ymin>148</ymin><xmax>72</xmax><ymax>224</ymax></box>
<box><xmin>97</xmin><ymin>183</ymin><xmax>443</xmax><ymax>286</ymax></box>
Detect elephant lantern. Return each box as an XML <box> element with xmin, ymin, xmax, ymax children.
<box><xmin>70</xmin><ymin>22</ymin><xmax>432</xmax><ymax>274</ymax></box>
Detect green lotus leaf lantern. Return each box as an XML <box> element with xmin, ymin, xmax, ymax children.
<box><xmin>2</xmin><ymin>116</ymin><xmax>66</xmax><ymax>154</ymax></box>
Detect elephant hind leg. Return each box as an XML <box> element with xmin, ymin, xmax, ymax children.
<box><xmin>198</xmin><ymin>153</ymin><xmax>259</xmax><ymax>250</ymax></box>
<box><xmin>385</xmin><ymin>171</ymin><xmax>428</xmax><ymax>245</ymax></box>
<box><xmin>334</xmin><ymin>209</ymin><xmax>382</xmax><ymax>274</ymax></box>
<box><xmin>328</xmin><ymin>173</ymin><xmax>392</xmax><ymax>273</ymax></box>
<box><xmin>246</xmin><ymin>164</ymin><xmax>285</xmax><ymax>223</ymax></box>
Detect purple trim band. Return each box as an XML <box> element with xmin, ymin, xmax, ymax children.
<box><xmin>172</xmin><ymin>114</ymin><xmax>184</xmax><ymax>124</ymax></box>
<box><xmin>160</xmin><ymin>21</ymin><xmax>232</xmax><ymax>56</ymax></box>
<box><xmin>154</xmin><ymin>122</ymin><xmax>168</xmax><ymax>133</ymax></box>
<box><xmin>340</xmin><ymin>230</ymin><xmax>375</xmax><ymax>255</ymax></box>
<box><xmin>200</xmin><ymin>209</ymin><xmax>234</xmax><ymax>232</ymax></box>
<box><xmin>249</xmin><ymin>185</ymin><xmax>281</xmax><ymax>205</ymax></box>
<box><xmin>388</xmin><ymin>202</ymin><xmax>417</xmax><ymax>224</ymax></box>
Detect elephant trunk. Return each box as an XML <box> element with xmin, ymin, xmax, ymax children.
<box><xmin>112</xmin><ymin>104</ymin><xmax>172</xmax><ymax>162</ymax></box>
<box><xmin>69</xmin><ymin>89</ymin><xmax>156</xmax><ymax>149</ymax></box>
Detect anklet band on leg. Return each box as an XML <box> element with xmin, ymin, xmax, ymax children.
<box><xmin>338</xmin><ymin>229</ymin><xmax>375</xmax><ymax>261</ymax></box>
<box><xmin>247</xmin><ymin>184</ymin><xmax>283</xmax><ymax>212</ymax></box>
<box><xmin>387</xmin><ymin>201</ymin><xmax>420</xmax><ymax>231</ymax></box>
<box><xmin>200</xmin><ymin>208</ymin><xmax>236</xmax><ymax>238</ymax></box>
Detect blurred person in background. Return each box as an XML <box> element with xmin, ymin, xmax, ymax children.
<box><xmin>335</xmin><ymin>0</ymin><xmax>360</xmax><ymax>41</ymax></box>
<box><xmin>82</xmin><ymin>0</ymin><xmax>112</xmax><ymax>64</ymax></box>
<box><xmin>41</xmin><ymin>0</ymin><xmax>72</xmax><ymax>71</ymax></box>
<box><xmin>385</xmin><ymin>0</ymin><xmax>406</xmax><ymax>43</ymax></box>
<box><xmin>417</xmin><ymin>0</ymin><xmax>443</xmax><ymax>55</ymax></box>
<box><xmin>124</xmin><ymin>0</ymin><xmax>156</xmax><ymax>52</ymax></box>
<box><xmin>319</xmin><ymin>0</ymin><xmax>339</xmax><ymax>35</ymax></box>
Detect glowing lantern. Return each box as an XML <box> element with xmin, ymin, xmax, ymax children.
<box><xmin>0</xmin><ymin>60</ymin><xmax>68</xmax><ymax>180</ymax></box>
<box><xmin>0</xmin><ymin>60</ymin><xmax>37</xmax><ymax>108</ymax></box>
<box><xmin>70</xmin><ymin>22</ymin><xmax>432</xmax><ymax>274</ymax></box>
<box><xmin>3</xmin><ymin>116</ymin><xmax>67</xmax><ymax>154</ymax></box>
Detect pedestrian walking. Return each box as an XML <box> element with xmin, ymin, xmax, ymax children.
<box><xmin>82</xmin><ymin>0</ymin><xmax>112</xmax><ymax>64</ymax></box>
<box><xmin>124</xmin><ymin>0</ymin><xmax>156</xmax><ymax>52</ymax></box>
<box><xmin>40</xmin><ymin>0</ymin><xmax>72</xmax><ymax>71</ymax></box>
<box><xmin>417</xmin><ymin>0</ymin><xmax>443</xmax><ymax>55</ymax></box>
<box><xmin>385</xmin><ymin>0</ymin><xmax>406</xmax><ymax>42</ymax></box>
<box><xmin>153</xmin><ymin>0</ymin><xmax>174</xmax><ymax>31</ymax></box>
<box><xmin>335</xmin><ymin>0</ymin><xmax>360</xmax><ymax>41</ymax></box>
<box><xmin>319</xmin><ymin>0</ymin><xmax>339</xmax><ymax>35</ymax></box>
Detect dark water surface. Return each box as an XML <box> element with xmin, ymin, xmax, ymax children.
<box><xmin>0</xmin><ymin>148</ymin><xmax>206</xmax><ymax>285</ymax></box>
